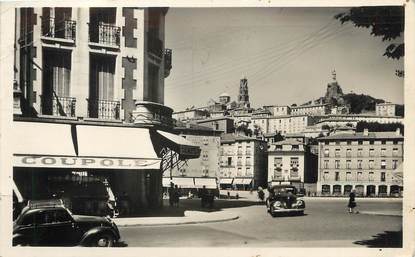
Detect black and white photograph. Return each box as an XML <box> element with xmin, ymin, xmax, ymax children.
<box><xmin>0</xmin><ymin>1</ymin><xmax>414</xmax><ymax>256</ymax></box>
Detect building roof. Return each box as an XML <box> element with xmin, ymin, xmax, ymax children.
<box><xmin>318</xmin><ymin>131</ymin><xmax>403</xmax><ymax>141</ymax></box>
<box><xmin>196</xmin><ymin>117</ymin><xmax>234</xmax><ymax>123</ymax></box>
<box><xmin>273</xmin><ymin>138</ymin><xmax>304</xmax><ymax>145</ymax></box>
<box><xmin>220</xmin><ymin>133</ymin><xmax>263</xmax><ymax>143</ymax></box>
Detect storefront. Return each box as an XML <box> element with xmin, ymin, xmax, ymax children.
<box><xmin>12</xmin><ymin>121</ymin><xmax>200</xmax><ymax>216</ymax></box>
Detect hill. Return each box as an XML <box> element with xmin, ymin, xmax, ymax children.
<box><xmin>343</xmin><ymin>93</ymin><xmax>385</xmax><ymax>114</ymax></box>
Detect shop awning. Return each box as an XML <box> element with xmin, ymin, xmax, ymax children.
<box><xmin>241</xmin><ymin>179</ymin><xmax>253</xmax><ymax>185</ymax></box>
<box><xmin>12</xmin><ymin>121</ymin><xmax>161</xmax><ymax>170</ymax></box>
<box><xmin>194</xmin><ymin>178</ymin><xmax>217</xmax><ymax>189</ymax></box>
<box><xmin>171</xmin><ymin>177</ymin><xmax>195</xmax><ymax>188</ymax></box>
<box><xmin>156</xmin><ymin>130</ymin><xmax>201</xmax><ymax>159</ymax></box>
<box><xmin>220</xmin><ymin>178</ymin><xmax>234</xmax><ymax>184</ymax></box>
<box><xmin>232</xmin><ymin>178</ymin><xmax>245</xmax><ymax>185</ymax></box>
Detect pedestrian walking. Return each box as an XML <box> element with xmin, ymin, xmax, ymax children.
<box><xmin>257</xmin><ymin>187</ymin><xmax>265</xmax><ymax>202</ymax></box>
<box><xmin>173</xmin><ymin>185</ymin><xmax>181</xmax><ymax>207</ymax></box>
<box><xmin>227</xmin><ymin>190</ymin><xmax>230</xmax><ymax>199</ymax></box>
<box><xmin>348</xmin><ymin>189</ymin><xmax>357</xmax><ymax>213</ymax></box>
<box><xmin>236</xmin><ymin>192</ymin><xmax>239</xmax><ymax>200</ymax></box>
<box><xmin>169</xmin><ymin>183</ymin><xmax>175</xmax><ymax>207</ymax></box>
<box><xmin>200</xmin><ymin>185</ymin><xmax>208</xmax><ymax>207</ymax></box>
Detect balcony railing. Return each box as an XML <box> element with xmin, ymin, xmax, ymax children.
<box><xmin>132</xmin><ymin>101</ymin><xmax>175</xmax><ymax>128</ymax></box>
<box><xmin>89</xmin><ymin>22</ymin><xmax>120</xmax><ymax>47</ymax></box>
<box><xmin>148</xmin><ymin>35</ymin><xmax>163</xmax><ymax>58</ymax></box>
<box><xmin>41</xmin><ymin>17</ymin><xmax>76</xmax><ymax>41</ymax></box>
<box><xmin>88</xmin><ymin>99</ymin><xmax>120</xmax><ymax>120</ymax></box>
<box><xmin>41</xmin><ymin>95</ymin><xmax>76</xmax><ymax>117</ymax></box>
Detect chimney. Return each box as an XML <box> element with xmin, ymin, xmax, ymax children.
<box><xmin>363</xmin><ymin>128</ymin><xmax>369</xmax><ymax>136</ymax></box>
<box><xmin>396</xmin><ymin>127</ymin><xmax>401</xmax><ymax>136</ymax></box>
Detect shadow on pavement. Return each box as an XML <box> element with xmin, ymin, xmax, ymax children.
<box><xmin>115</xmin><ymin>241</ymin><xmax>128</xmax><ymax>247</ymax></box>
<box><xmin>125</xmin><ymin>199</ymin><xmax>264</xmax><ymax>218</ymax></box>
<box><xmin>353</xmin><ymin>229</ymin><xmax>402</xmax><ymax>248</ymax></box>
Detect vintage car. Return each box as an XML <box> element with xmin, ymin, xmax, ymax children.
<box><xmin>13</xmin><ymin>199</ymin><xmax>121</xmax><ymax>247</ymax></box>
<box><xmin>266</xmin><ymin>185</ymin><xmax>305</xmax><ymax>217</ymax></box>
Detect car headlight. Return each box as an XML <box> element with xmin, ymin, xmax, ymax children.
<box><xmin>296</xmin><ymin>200</ymin><xmax>305</xmax><ymax>208</ymax></box>
<box><xmin>273</xmin><ymin>201</ymin><xmax>282</xmax><ymax>208</ymax></box>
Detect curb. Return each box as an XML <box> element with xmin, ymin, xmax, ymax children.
<box><xmin>115</xmin><ymin>214</ymin><xmax>240</xmax><ymax>227</ymax></box>
<box><xmin>358</xmin><ymin>211</ymin><xmax>402</xmax><ymax>217</ymax></box>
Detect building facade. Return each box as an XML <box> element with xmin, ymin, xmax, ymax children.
<box><xmin>316</xmin><ymin>129</ymin><xmax>404</xmax><ymax>196</ymax></box>
<box><xmin>219</xmin><ymin>134</ymin><xmax>267</xmax><ymax>189</ymax></box>
<box><xmin>196</xmin><ymin>117</ymin><xmax>235</xmax><ymax>133</ymax></box>
<box><xmin>267</xmin><ymin>139</ymin><xmax>318</xmax><ymax>192</ymax></box>
<box><xmin>252</xmin><ymin>115</ymin><xmax>319</xmax><ymax>135</ymax></box>
<box><xmin>375</xmin><ymin>102</ymin><xmax>398</xmax><ymax>117</ymax></box>
<box><xmin>290</xmin><ymin>104</ymin><xmax>331</xmax><ymax>116</ymax></box>
<box><xmin>12</xmin><ymin>7</ymin><xmax>200</xmax><ymax>216</ymax></box>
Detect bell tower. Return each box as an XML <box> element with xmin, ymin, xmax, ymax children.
<box><xmin>238</xmin><ymin>77</ymin><xmax>250</xmax><ymax>108</ymax></box>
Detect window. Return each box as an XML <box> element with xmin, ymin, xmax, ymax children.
<box><xmin>369</xmin><ymin>172</ymin><xmax>374</xmax><ymax>182</ymax></box>
<box><xmin>392</xmin><ymin>160</ymin><xmax>398</xmax><ymax>170</ymax></box>
<box><xmin>237</xmin><ymin>156</ymin><xmax>242</xmax><ymax>166</ymax></box>
<box><xmin>324</xmin><ymin>160</ymin><xmax>329</xmax><ymax>169</ymax></box>
<box><xmin>335</xmin><ymin>141</ymin><xmax>340</xmax><ymax>145</ymax></box>
<box><xmin>335</xmin><ymin>160</ymin><xmax>340</xmax><ymax>169</ymax></box>
<box><xmin>357</xmin><ymin>148</ymin><xmax>363</xmax><ymax>157</ymax></box>
<box><xmin>274</xmin><ymin>157</ymin><xmax>282</xmax><ymax>167</ymax></box>
<box><xmin>246</xmin><ymin>157</ymin><xmax>252</xmax><ymax>166</ymax></box>
<box><xmin>369</xmin><ymin>149</ymin><xmax>374</xmax><ymax>157</ymax></box>
<box><xmin>246</xmin><ymin>145</ymin><xmax>252</xmax><ymax>155</ymax></box>
<box><xmin>346</xmin><ymin>172</ymin><xmax>352</xmax><ymax>181</ymax></box>
<box><xmin>369</xmin><ymin>160</ymin><xmax>374</xmax><ymax>169</ymax></box>
<box><xmin>358</xmin><ymin>140</ymin><xmax>363</xmax><ymax>145</ymax></box>
<box><xmin>346</xmin><ymin>148</ymin><xmax>351</xmax><ymax>157</ymax></box>
<box><xmin>246</xmin><ymin>167</ymin><xmax>252</xmax><ymax>176</ymax></box>
<box><xmin>346</xmin><ymin>160</ymin><xmax>351</xmax><ymax>169</ymax></box>
<box><xmin>381</xmin><ymin>160</ymin><xmax>386</xmax><ymax>169</ymax></box>
<box><xmin>381</xmin><ymin>172</ymin><xmax>386</xmax><ymax>182</ymax></box>
<box><xmin>347</xmin><ymin>141</ymin><xmax>351</xmax><ymax>145</ymax></box>
<box><xmin>335</xmin><ymin>172</ymin><xmax>340</xmax><ymax>181</ymax></box>
<box><xmin>227</xmin><ymin>157</ymin><xmax>232</xmax><ymax>166</ymax></box>
<box><xmin>357</xmin><ymin>160</ymin><xmax>362</xmax><ymax>169</ymax></box>
<box><xmin>369</xmin><ymin>140</ymin><xmax>374</xmax><ymax>145</ymax></box>
<box><xmin>324</xmin><ymin>149</ymin><xmax>329</xmax><ymax>157</ymax></box>
<box><xmin>291</xmin><ymin>145</ymin><xmax>299</xmax><ymax>151</ymax></box>
<box><xmin>323</xmin><ymin>172</ymin><xmax>329</xmax><ymax>181</ymax></box>
<box><xmin>237</xmin><ymin>167</ymin><xmax>242</xmax><ymax>176</ymax></box>
<box><xmin>357</xmin><ymin>172</ymin><xmax>362</xmax><ymax>181</ymax></box>
<box><xmin>381</xmin><ymin>148</ymin><xmax>386</xmax><ymax>157</ymax></box>
<box><xmin>393</xmin><ymin>148</ymin><xmax>399</xmax><ymax>156</ymax></box>
<box><xmin>290</xmin><ymin>157</ymin><xmax>299</xmax><ymax>168</ymax></box>
<box><xmin>335</xmin><ymin>149</ymin><xmax>340</xmax><ymax>157</ymax></box>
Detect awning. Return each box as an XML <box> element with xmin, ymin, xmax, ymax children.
<box><xmin>171</xmin><ymin>177</ymin><xmax>195</xmax><ymax>188</ymax></box>
<box><xmin>232</xmin><ymin>178</ymin><xmax>245</xmax><ymax>185</ymax></box>
<box><xmin>220</xmin><ymin>178</ymin><xmax>234</xmax><ymax>184</ymax></box>
<box><xmin>233</xmin><ymin>178</ymin><xmax>252</xmax><ymax>185</ymax></box>
<box><xmin>194</xmin><ymin>178</ymin><xmax>217</xmax><ymax>189</ymax></box>
<box><xmin>12</xmin><ymin>121</ymin><xmax>161</xmax><ymax>170</ymax></box>
<box><xmin>156</xmin><ymin>130</ymin><xmax>200</xmax><ymax>159</ymax></box>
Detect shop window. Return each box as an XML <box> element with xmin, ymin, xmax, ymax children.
<box><xmin>322</xmin><ymin>185</ymin><xmax>330</xmax><ymax>195</ymax></box>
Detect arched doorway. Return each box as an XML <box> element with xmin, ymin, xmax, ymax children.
<box><xmin>355</xmin><ymin>185</ymin><xmax>364</xmax><ymax>196</ymax></box>
<box><xmin>366</xmin><ymin>185</ymin><xmax>376</xmax><ymax>197</ymax></box>
<box><xmin>322</xmin><ymin>185</ymin><xmax>330</xmax><ymax>196</ymax></box>
<box><xmin>378</xmin><ymin>185</ymin><xmax>387</xmax><ymax>197</ymax></box>
<box><xmin>333</xmin><ymin>185</ymin><xmax>342</xmax><ymax>196</ymax></box>
<box><xmin>344</xmin><ymin>185</ymin><xmax>352</xmax><ymax>195</ymax></box>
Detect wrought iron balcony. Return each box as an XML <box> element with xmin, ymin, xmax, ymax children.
<box><xmin>88</xmin><ymin>99</ymin><xmax>120</xmax><ymax>120</ymax></box>
<box><xmin>89</xmin><ymin>22</ymin><xmax>120</xmax><ymax>47</ymax></box>
<box><xmin>164</xmin><ymin>48</ymin><xmax>172</xmax><ymax>78</ymax></box>
<box><xmin>41</xmin><ymin>95</ymin><xmax>76</xmax><ymax>117</ymax></box>
<box><xmin>41</xmin><ymin>17</ymin><xmax>76</xmax><ymax>41</ymax></box>
<box><xmin>132</xmin><ymin>101</ymin><xmax>175</xmax><ymax>128</ymax></box>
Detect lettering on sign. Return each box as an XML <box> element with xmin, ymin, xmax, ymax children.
<box><xmin>14</xmin><ymin>155</ymin><xmax>161</xmax><ymax>170</ymax></box>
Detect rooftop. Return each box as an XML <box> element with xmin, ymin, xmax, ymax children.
<box><xmin>220</xmin><ymin>133</ymin><xmax>263</xmax><ymax>143</ymax></box>
<box><xmin>319</xmin><ymin>131</ymin><xmax>403</xmax><ymax>141</ymax></box>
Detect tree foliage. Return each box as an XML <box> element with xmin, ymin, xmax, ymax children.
<box><xmin>343</xmin><ymin>93</ymin><xmax>384</xmax><ymax>114</ymax></box>
<box><xmin>335</xmin><ymin>7</ymin><xmax>404</xmax><ymax>60</ymax></box>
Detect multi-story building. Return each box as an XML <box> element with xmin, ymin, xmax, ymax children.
<box><xmin>219</xmin><ymin>134</ymin><xmax>267</xmax><ymax>190</ymax></box>
<box><xmin>290</xmin><ymin>103</ymin><xmax>331</xmax><ymax>116</ymax></box>
<box><xmin>172</xmin><ymin>108</ymin><xmax>209</xmax><ymax>122</ymax></box>
<box><xmin>263</xmin><ymin>105</ymin><xmax>291</xmax><ymax>116</ymax></box>
<box><xmin>267</xmin><ymin>139</ymin><xmax>318</xmax><ymax>193</ymax></box>
<box><xmin>162</xmin><ymin>123</ymin><xmax>221</xmax><ymax>191</ymax></box>
<box><xmin>196</xmin><ymin>117</ymin><xmax>235</xmax><ymax>133</ymax></box>
<box><xmin>11</xmin><ymin>7</ymin><xmax>200</xmax><ymax>215</ymax></box>
<box><xmin>315</xmin><ymin>114</ymin><xmax>404</xmax><ymax>128</ymax></box>
<box><xmin>316</xmin><ymin>129</ymin><xmax>404</xmax><ymax>196</ymax></box>
<box><xmin>252</xmin><ymin>115</ymin><xmax>319</xmax><ymax>135</ymax></box>
<box><xmin>375</xmin><ymin>102</ymin><xmax>402</xmax><ymax>117</ymax></box>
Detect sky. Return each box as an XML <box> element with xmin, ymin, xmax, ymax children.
<box><xmin>164</xmin><ymin>7</ymin><xmax>404</xmax><ymax>111</ymax></box>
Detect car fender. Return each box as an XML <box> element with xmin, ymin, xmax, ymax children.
<box><xmin>13</xmin><ymin>233</ymin><xmax>27</xmax><ymax>246</ymax></box>
<box><xmin>79</xmin><ymin>227</ymin><xmax>118</xmax><ymax>246</ymax></box>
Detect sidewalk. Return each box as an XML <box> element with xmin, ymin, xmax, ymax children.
<box><xmin>113</xmin><ymin>199</ymin><xmax>241</xmax><ymax>227</ymax></box>
<box><xmin>358</xmin><ymin>210</ymin><xmax>402</xmax><ymax>217</ymax></box>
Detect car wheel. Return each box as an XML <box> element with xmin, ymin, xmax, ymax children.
<box><xmin>270</xmin><ymin>206</ymin><xmax>277</xmax><ymax>217</ymax></box>
<box><xmin>92</xmin><ymin>233</ymin><xmax>115</xmax><ymax>247</ymax></box>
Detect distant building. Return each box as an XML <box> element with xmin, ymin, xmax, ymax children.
<box><xmin>219</xmin><ymin>134</ymin><xmax>268</xmax><ymax>190</ymax></box>
<box><xmin>252</xmin><ymin>115</ymin><xmax>319</xmax><ymax>135</ymax></box>
<box><xmin>172</xmin><ymin>108</ymin><xmax>210</xmax><ymax>122</ymax></box>
<box><xmin>315</xmin><ymin>114</ymin><xmax>404</xmax><ymax>128</ymax></box>
<box><xmin>317</xmin><ymin>129</ymin><xmax>404</xmax><ymax>196</ymax></box>
<box><xmin>376</xmin><ymin>102</ymin><xmax>402</xmax><ymax>117</ymax></box>
<box><xmin>267</xmin><ymin>139</ymin><xmax>318</xmax><ymax>192</ymax></box>
<box><xmin>263</xmin><ymin>105</ymin><xmax>291</xmax><ymax>116</ymax></box>
<box><xmin>196</xmin><ymin>117</ymin><xmax>235</xmax><ymax>133</ymax></box>
<box><xmin>238</xmin><ymin>77</ymin><xmax>250</xmax><ymax>108</ymax></box>
<box><xmin>290</xmin><ymin>104</ymin><xmax>331</xmax><ymax>116</ymax></box>
<box><xmin>219</xmin><ymin>93</ymin><xmax>231</xmax><ymax>105</ymax></box>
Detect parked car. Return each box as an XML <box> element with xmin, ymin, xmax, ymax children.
<box><xmin>266</xmin><ymin>185</ymin><xmax>305</xmax><ymax>217</ymax></box>
<box><xmin>13</xmin><ymin>199</ymin><xmax>120</xmax><ymax>247</ymax></box>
